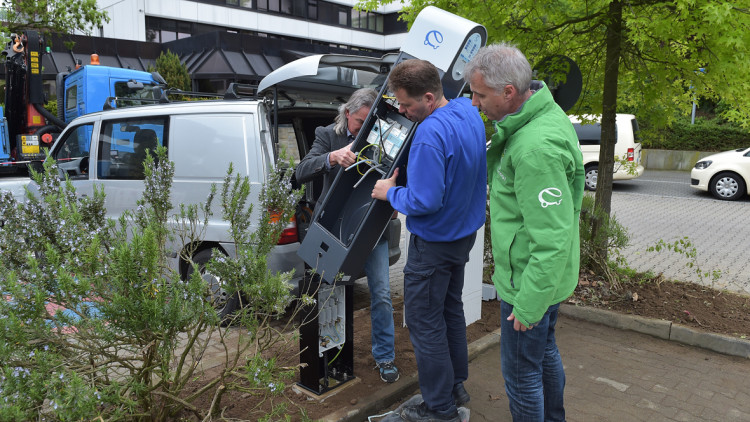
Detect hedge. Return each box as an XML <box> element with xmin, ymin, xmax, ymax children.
<box><xmin>643</xmin><ymin>119</ymin><xmax>750</xmax><ymax>152</ymax></box>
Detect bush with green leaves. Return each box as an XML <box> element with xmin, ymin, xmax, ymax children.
<box><xmin>643</xmin><ymin>117</ymin><xmax>750</xmax><ymax>152</ymax></box>
<box><xmin>0</xmin><ymin>148</ymin><xmax>306</xmax><ymax>421</ymax></box>
<box><xmin>578</xmin><ymin>194</ymin><xmax>630</xmax><ymax>290</ymax></box>
<box><xmin>154</xmin><ymin>49</ymin><xmax>191</xmax><ymax>92</ymax></box>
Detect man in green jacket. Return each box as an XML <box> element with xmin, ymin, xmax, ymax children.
<box><xmin>464</xmin><ymin>43</ymin><xmax>584</xmax><ymax>421</ymax></box>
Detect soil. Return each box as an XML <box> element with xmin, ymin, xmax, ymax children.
<box><xmin>570</xmin><ymin>271</ymin><xmax>750</xmax><ymax>340</ymax></box>
<box><xmin>178</xmin><ymin>274</ymin><xmax>750</xmax><ymax>421</ymax></box>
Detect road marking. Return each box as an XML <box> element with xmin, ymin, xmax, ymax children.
<box><xmin>634</xmin><ymin>179</ymin><xmax>687</xmax><ymax>184</ymax></box>
<box><xmin>593</xmin><ymin>376</ymin><xmax>630</xmax><ymax>392</ymax></box>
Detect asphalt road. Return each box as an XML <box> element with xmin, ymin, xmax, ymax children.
<box><xmin>609</xmin><ymin>170</ymin><xmax>750</xmax><ymax>294</ymax></box>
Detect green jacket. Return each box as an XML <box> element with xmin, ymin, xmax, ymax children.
<box><xmin>488</xmin><ymin>81</ymin><xmax>584</xmax><ymax>327</ymax></box>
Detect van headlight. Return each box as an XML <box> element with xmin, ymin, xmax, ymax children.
<box><xmin>694</xmin><ymin>160</ymin><xmax>712</xmax><ymax>170</ymax></box>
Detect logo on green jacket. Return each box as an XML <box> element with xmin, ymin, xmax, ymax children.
<box><xmin>538</xmin><ymin>187</ymin><xmax>563</xmax><ymax>208</ymax></box>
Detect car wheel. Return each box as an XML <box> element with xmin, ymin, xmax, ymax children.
<box><xmin>189</xmin><ymin>248</ymin><xmax>240</xmax><ymax>322</ymax></box>
<box><xmin>709</xmin><ymin>172</ymin><xmax>746</xmax><ymax>201</ymax></box>
<box><xmin>584</xmin><ymin>165</ymin><xmax>598</xmax><ymax>191</ymax></box>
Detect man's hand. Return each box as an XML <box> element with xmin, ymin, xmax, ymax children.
<box><xmin>372</xmin><ymin>167</ymin><xmax>399</xmax><ymax>201</ymax></box>
<box><xmin>329</xmin><ymin>143</ymin><xmax>356</xmax><ymax>167</ymax></box>
<box><xmin>507</xmin><ymin>312</ymin><xmax>533</xmax><ymax>332</ymax></box>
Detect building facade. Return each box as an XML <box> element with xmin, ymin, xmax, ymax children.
<box><xmin>7</xmin><ymin>0</ymin><xmax>408</xmax><ymax>94</ymax></box>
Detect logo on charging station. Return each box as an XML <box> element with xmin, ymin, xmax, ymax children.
<box><xmin>424</xmin><ymin>30</ymin><xmax>443</xmax><ymax>49</ymax></box>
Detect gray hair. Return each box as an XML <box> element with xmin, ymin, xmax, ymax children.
<box><xmin>464</xmin><ymin>42</ymin><xmax>532</xmax><ymax>95</ymax></box>
<box><xmin>334</xmin><ymin>88</ymin><xmax>378</xmax><ymax>136</ymax></box>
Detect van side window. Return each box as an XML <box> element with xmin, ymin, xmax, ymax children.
<box><xmin>630</xmin><ymin>118</ymin><xmax>642</xmax><ymax>143</ymax></box>
<box><xmin>170</xmin><ymin>114</ymin><xmax>255</xmax><ymax>179</ymax></box>
<box><xmin>277</xmin><ymin>124</ymin><xmax>300</xmax><ymax>163</ymax></box>
<box><xmin>97</xmin><ymin>117</ymin><xmax>168</xmax><ymax>180</ymax></box>
<box><xmin>52</xmin><ymin>123</ymin><xmax>94</xmax><ymax>180</ymax></box>
<box><xmin>572</xmin><ymin>122</ymin><xmax>618</xmax><ymax>145</ymax></box>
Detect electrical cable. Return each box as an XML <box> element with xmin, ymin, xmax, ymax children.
<box><xmin>356</xmin><ymin>142</ymin><xmax>383</xmax><ymax>175</ymax></box>
<box><xmin>327</xmin><ymin>344</ymin><xmax>344</xmax><ymax>366</ymax></box>
<box><xmin>367</xmin><ymin>410</ymin><xmax>394</xmax><ymax>421</ymax></box>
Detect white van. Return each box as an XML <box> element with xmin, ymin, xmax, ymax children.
<box><xmin>29</xmin><ymin>54</ymin><xmax>402</xmax><ymax>319</ymax></box>
<box><xmin>569</xmin><ymin>114</ymin><xmax>645</xmax><ymax>190</ymax></box>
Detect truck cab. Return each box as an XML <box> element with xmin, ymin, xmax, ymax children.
<box><xmin>58</xmin><ymin>62</ymin><xmax>163</xmax><ymax>124</ymax></box>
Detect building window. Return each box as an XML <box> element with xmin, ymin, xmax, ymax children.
<box><xmin>338</xmin><ymin>7</ymin><xmax>348</xmax><ymax>26</ymax></box>
<box><xmin>308</xmin><ymin>0</ymin><xmax>317</xmax><ymax>20</ymax></box>
<box><xmin>351</xmin><ymin>9</ymin><xmax>383</xmax><ymax>33</ymax></box>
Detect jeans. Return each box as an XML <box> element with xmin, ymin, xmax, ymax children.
<box><xmin>364</xmin><ymin>238</ymin><xmax>395</xmax><ymax>363</ymax></box>
<box><xmin>500</xmin><ymin>300</ymin><xmax>566</xmax><ymax>422</ymax></box>
<box><xmin>403</xmin><ymin>233</ymin><xmax>476</xmax><ymax>414</ymax></box>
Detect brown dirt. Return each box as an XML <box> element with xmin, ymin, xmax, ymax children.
<box><xmin>570</xmin><ymin>271</ymin><xmax>750</xmax><ymax>339</ymax></box>
<box><xmin>176</xmin><ymin>298</ymin><xmax>503</xmax><ymax>421</ymax></box>
<box><xmin>178</xmin><ymin>274</ymin><xmax>750</xmax><ymax>420</ymax></box>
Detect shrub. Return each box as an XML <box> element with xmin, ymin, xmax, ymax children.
<box><xmin>0</xmin><ymin>149</ymin><xmax>305</xmax><ymax>420</ymax></box>
<box><xmin>578</xmin><ymin>194</ymin><xmax>630</xmax><ymax>289</ymax></box>
<box><xmin>154</xmin><ymin>50</ymin><xmax>191</xmax><ymax>91</ymax></box>
<box><xmin>642</xmin><ymin>117</ymin><xmax>750</xmax><ymax>152</ymax></box>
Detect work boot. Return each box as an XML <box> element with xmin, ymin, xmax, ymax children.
<box><xmin>400</xmin><ymin>401</ymin><xmax>460</xmax><ymax>422</ymax></box>
<box><xmin>452</xmin><ymin>382</ymin><xmax>470</xmax><ymax>407</ymax></box>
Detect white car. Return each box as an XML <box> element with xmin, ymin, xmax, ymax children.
<box><xmin>569</xmin><ymin>114</ymin><xmax>645</xmax><ymax>191</ymax></box>
<box><xmin>691</xmin><ymin>147</ymin><xmax>750</xmax><ymax>200</ymax></box>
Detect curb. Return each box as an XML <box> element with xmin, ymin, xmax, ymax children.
<box><xmin>319</xmin><ymin>328</ymin><xmax>502</xmax><ymax>422</ymax></box>
<box><xmin>560</xmin><ymin>303</ymin><xmax>750</xmax><ymax>359</ymax></box>
<box><xmin>321</xmin><ymin>304</ymin><xmax>750</xmax><ymax>421</ymax></box>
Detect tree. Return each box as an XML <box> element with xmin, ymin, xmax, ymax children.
<box><xmin>155</xmin><ymin>49</ymin><xmax>191</xmax><ymax>91</ymax></box>
<box><xmin>360</xmin><ymin>0</ymin><xmax>750</xmax><ymax>258</ymax></box>
<box><xmin>1</xmin><ymin>0</ymin><xmax>108</xmax><ymax>36</ymax></box>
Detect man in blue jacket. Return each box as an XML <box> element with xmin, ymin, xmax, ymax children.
<box><xmin>464</xmin><ymin>43</ymin><xmax>584</xmax><ymax>422</ymax></box>
<box><xmin>372</xmin><ymin>59</ymin><xmax>487</xmax><ymax>422</ymax></box>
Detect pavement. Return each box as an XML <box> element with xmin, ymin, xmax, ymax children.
<box><xmin>330</xmin><ymin>179</ymin><xmax>750</xmax><ymax>422</ymax></box>
<box><xmin>608</xmin><ymin>170</ymin><xmax>750</xmax><ymax>295</ymax></box>
<box><xmin>323</xmin><ymin>303</ymin><xmax>750</xmax><ymax>422</ymax></box>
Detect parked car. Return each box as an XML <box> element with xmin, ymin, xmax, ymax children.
<box><xmin>569</xmin><ymin>114</ymin><xmax>645</xmax><ymax>190</ymax></box>
<box><xmin>23</xmin><ymin>54</ymin><xmax>401</xmax><ymax>318</ymax></box>
<box><xmin>691</xmin><ymin>147</ymin><xmax>750</xmax><ymax>200</ymax></box>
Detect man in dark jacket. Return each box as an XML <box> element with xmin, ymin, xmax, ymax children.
<box><xmin>295</xmin><ymin>88</ymin><xmax>399</xmax><ymax>383</ymax></box>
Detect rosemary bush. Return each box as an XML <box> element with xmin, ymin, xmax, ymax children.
<box><xmin>0</xmin><ymin>148</ymin><xmax>306</xmax><ymax>421</ymax></box>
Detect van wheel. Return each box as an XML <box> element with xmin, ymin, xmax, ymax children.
<box><xmin>188</xmin><ymin>248</ymin><xmax>240</xmax><ymax>322</ymax></box>
<box><xmin>709</xmin><ymin>172</ymin><xmax>746</xmax><ymax>201</ymax></box>
<box><xmin>584</xmin><ymin>165</ymin><xmax>598</xmax><ymax>191</ymax></box>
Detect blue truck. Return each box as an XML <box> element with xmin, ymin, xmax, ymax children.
<box><xmin>1</xmin><ymin>31</ymin><xmax>164</xmax><ymax>173</ymax></box>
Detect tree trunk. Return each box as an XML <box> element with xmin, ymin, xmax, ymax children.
<box><xmin>593</xmin><ymin>0</ymin><xmax>623</xmax><ymax>260</ymax></box>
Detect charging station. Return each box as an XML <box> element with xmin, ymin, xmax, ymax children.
<box><xmin>290</xmin><ymin>6</ymin><xmax>487</xmax><ymax>395</ymax></box>
<box><xmin>298</xmin><ymin>7</ymin><xmax>487</xmax><ymax>283</ymax></box>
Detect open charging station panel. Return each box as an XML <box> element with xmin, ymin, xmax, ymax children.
<box><xmin>283</xmin><ymin>6</ymin><xmax>487</xmax><ymax>395</ymax></box>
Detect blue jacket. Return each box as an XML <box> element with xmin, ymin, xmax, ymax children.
<box><xmin>387</xmin><ymin>97</ymin><xmax>486</xmax><ymax>242</ymax></box>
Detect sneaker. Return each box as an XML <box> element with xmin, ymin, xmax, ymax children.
<box><xmin>400</xmin><ymin>401</ymin><xmax>460</xmax><ymax>422</ymax></box>
<box><xmin>375</xmin><ymin>361</ymin><xmax>400</xmax><ymax>383</ymax></box>
<box><xmin>452</xmin><ymin>382</ymin><xmax>470</xmax><ymax>407</ymax></box>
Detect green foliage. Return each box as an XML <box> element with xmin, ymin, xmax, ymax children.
<box><xmin>645</xmin><ymin>118</ymin><xmax>750</xmax><ymax>151</ymax></box>
<box><xmin>0</xmin><ymin>148</ymin><xmax>306</xmax><ymax>420</ymax></box>
<box><xmin>647</xmin><ymin>237</ymin><xmax>722</xmax><ymax>288</ymax></box>
<box><xmin>359</xmin><ymin>0</ymin><xmax>750</xmax><ymax>129</ymax></box>
<box><xmin>578</xmin><ymin>194</ymin><xmax>630</xmax><ymax>289</ymax></box>
<box><xmin>154</xmin><ymin>50</ymin><xmax>191</xmax><ymax>91</ymax></box>
<box><xmin>1</xmin><ymin>0</ymin><xmax>109</xmax><ymax>39</ymax></box>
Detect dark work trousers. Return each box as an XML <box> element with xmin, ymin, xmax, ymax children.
<box><xmin>403</xmin><ymin>232</ymin><xmax>477</xmax><ymax>415</ymax></box>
